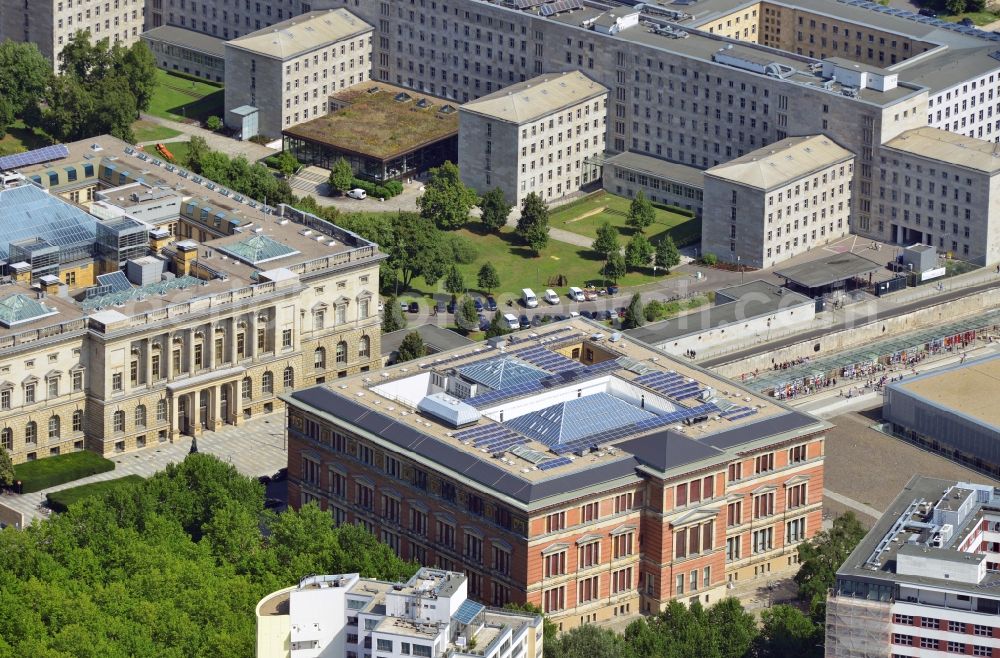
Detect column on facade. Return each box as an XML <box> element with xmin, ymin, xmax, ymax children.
<box><xmin>248</xmin><ymin>313</ymin><xmax>257</xmax><ymax>360</ymax></box>
<box><xmin>145</xmin><ymin>338</ymin><xmax>154</xmax><ymax>385</ymax></box>
<box><xmin>209</xmin><ymin>385</ymin><xmax>222</xmax><ymax>431</ymax></box>
<box><xmin>229</xmin><ymin>317</ymin><xmax>239</xmax><ymax>363</ymax></box>
<box><xmin>165</xmin><ymin>332</ymin><xmax>175</xmax><ymax>380</ymax></box>
<box><xmin>185</xmin><ymin>328</ymin><xmax>195</xmax><ymax>374</ymax></box>
<box><xmin>169</xmin><ymin>394</ymin><xmax>180</xmax><ymax>440</ymax></box>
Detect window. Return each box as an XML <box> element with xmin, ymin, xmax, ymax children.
<box><xmin>728</xmin><ymin>461</ymin><xmax>743</xmax><ymax>481</ymax></box>
<box><xmin>241</xmin><ymin>377</ymin><xmax>252</xmax><ymax>399</ymax></box>
<box><xmin>614</xmin><ymin>492</ymin><xmax>633</xmax><ymax>513</ymax></box>
<box><xmin>974</xmin><ymin>625</ymin><xmax>992</xmax><ymax>637</ymax></box>
<box><xmin>753</xmin><ymin>492</ymin><xmax>775</xmax><ymax>518</ymax></box>
<box><xmin>314</xmin><ymin>347</ymin><xmax>326</xmax><ymax>369</ymax></box>
<box><xmin>358</xmin><ymin>335</ymin><xmax>370</xmax><ymax>358</ymax></box>
<box><xmin>893</xmin><ymin>634</ymin><xmax>913</xmax><ymax>646</ymax></box>
<box><xmin>752</xmin><ymin>527</ymin><xmax>773</xmax><ymax>554</ymax></box>
<box><xmin>546</xmin><ymin>512</ymin><xmax>565</xmax><ymax>533</ymax></box>
<box><xmin>612</xmin><ymin>567</ymin><xmax>632</xmax><ymax>593</ymax></box>
<box><xmin>48</xmin><ymin>377</ymin><xmax>59</xmax><ymax>398</ymax></box>
<box><xmin>948</xmin><ymin>621</ymin><xmax>964</xmax><ymax>633</ymax></box>
<box><xmin>283</xmin><ymin>367</ymin><xmax>294</xmax><ymax>389</ymax></box>
<box><xmin>493</xmin><ymin>546</ymin><xmax>511</xmax><ymax>574</ymax></box>
<box><xmin>282</xmin><ymin>329</ymin><xmax>292</xmax><ymax>348</ymax></box>
<box><xmin>336</xmin><ymin>341</ymin><xmax>347</xmax><ymax>364</ymax></box>
<box><xmin>786</xmin><ymin>517</ymin><xmax>806</xmax><ymax>543</ymax></box>
<box><xmin>24</xmin><ymin>421</ymin><xmax>37</xmax><ymax>445</ymax></box>
<box><xmin>262</xmin><ymin>371</ymin><xmax>273</xmax><ymax>394</ymax></box>
<box><xmin>726</xmin><ymin>536</ymin><xmax>741</xmax><ymax>562</ymax></box>
<box><xmin>0</xmin><ymin>428</ymin><xmax>10</xmax><ymax>451</ymax></box>
<box><xmin>193</xmin><ymin>344</ymin><xmax>203</xmax><ymax>368</ymax></box>
<box><xmin>25</xmin><ymin>383</ymin><xmax>35</xmax><ymax>404</ymax></box>
<box><xmin>919</xmin><ymin>637</ymin><xmax>938</xmax><ymax>649</ymax></box>
<box><xmin>727</xmin><ymin>501</ymin><xmax>742</xmax><ymax>527</ymax></box>
<box><xmin>544</xmin><ymin>550</ymin><xmax>566</xmax><ymax>576</ymax></box>
<box><xmin>578</xmin><ymin>575</ymin><xmax>600</xmax><ymax>603</ymax></box>
<box><xmin>376</xmin><ymin>640</ymin><xmax>393</xmax><ymax>652</ymax></box>
<box><xmin>579</xmin><ymin>540</ymin><xmax>600</xmax><ymax>568</ymax></box>
<box><xmin>135</xmin><ymin>405</ymin><xmax>146</xmax><ymax>428</ymax></box>
<box><xmin>543</xmin><ymin>586</ymin><xmax>565</xmax><ymax>612</ymax></box>
<box><xmin>72</xmin><ymin>410</ymin><xmax>83</xmax><ymax>432</ymax></box>
<box><xmin>947</xmin><ymin>641</ymin><xmax>966</xmax><ymax>653</ymax></box>
<box><xmin>360</xmin><ymin>299</ymin><xmax>370</xmax><ymax>319</ymax></box>
<box><xmin>112</xmin><ymin>372</ymin><xmax>123</xmax><ymax>392</ymax></box>
<box><xmin>1</xmin><ymin>389</ymin><xmax>9</xmax><ymax>410</ymax></box>
<box><xmin>464</xmin><ymin>533</ymin><xmax>483</xmax><ymax>562</ymax></box>
<box><xmin>613</xmin><ymin>532</ymin><xmax>634</xmax><ymax>558</ymax></box>
<box><xmin>48</xmin><ymin>415</ymin><xmax>60</xmax><ymax>439</ymax></box>
<box><xmin>921</xmin><ymin>617</ymin><xmax>938</xmax><ymax>629</ymax></box>
<box><xmin>157</xmin><ymin>399</ymin><xmax>167</xmax><ymax>421</ymax></box>
<box><xmin>314</xmin><ymin>309</ymin><xmax>325</xmax><ymax>330</ymax></box>
<box><xmin>437</xmin><ymin>521</ymin><xmax>455</xmax><ymax>548</ymax></box>
<box><xmin>893</xmin><ymin>614</ymin><xmax>914</xmax><ymax>625</ymax></box>
<box><xmin>112</xmin><ymin>410</ymin><xmax>125</xmax><ymax>433</ymax></box>
<box><xmin>787</xmin><ymin>483</ymin><xmax>807</xmax><ymax>509</ymax></box>
<box><xmin>973</xmin><ymin>646</ymin><xmax>991</xmax><ymax>656</ymax></box>
<box><xmin>755</xmin><ymin>453</ymin><xmax>775</xmax><ymax>473</ymax></box>
<box><xmin>788</xmin><ymin>444</ymin><xmax>807</xmax><ymax>463</ymax></box>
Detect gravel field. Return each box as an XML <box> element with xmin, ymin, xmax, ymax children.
<box><xmin>822</xmin><ymin>407</ymin><xmax>999</xmax><ymax>526</ymax></box>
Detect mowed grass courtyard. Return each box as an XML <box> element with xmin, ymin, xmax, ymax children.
<box><xmin>551</xmin><ymin>190</ymin><xmax>700</xmax><ymax>245</ymax></box>
<box><xmin>147</xmin><ymin>70</ymin><xmax>224</xmax><ymax>124</ymax></box>
<box><xmin>399</xmin><ymin>222</ymin><xmax>676</xmax><ymax>304</ymax></box>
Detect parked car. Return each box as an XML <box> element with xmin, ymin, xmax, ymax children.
<box><xmin>503</xmin><ymin>313</ymin><xmax>520</xmax><ymax>330</ymax></box>
<box><xmin>568</xmin><ymin>286</ymin><xmax>585</xmax><ymax>301</ymax></box>
<box><xmin>486</xmin><ymin>296</ymin><xmax>498</xmax><ymax>311</ymax></box>
<box><xmin>607</xmin><ymin>285</ymin><xmax>619</xmax><ymax>296</ymax></box>
<box><xmin>408</xmin><ymin>301</ymin><xmax>420</xmax><ymax>313</ymax></box>
<box><xmin>579</xmin><ymin>310</ymin><xmax>592</xmax><ymax>319</ymax></box>
<box><xmin>479</xmin><ymin>315</ymin><xmax>490</xmax><ymax>331</ymax></box>
<box><xmin>553</xmin><ymin>314</ymin><xmax>566</xmax><ymax>321</ymax></box>
<box><xmin>519</xmin><ymin>314</ymin><xmax>531</xmax><ymax>329</ymax></box>
<box><xmin>400</xmin><ymin>301</ymin><xmax>410</xmax><ymax>311</ymax></box>
<box><xmin>918</xmin><ymin>7</ymin><xmax>937</xmax><ymax>17</ymax></box>
<box><xmin>347</xmin><ymin>188</ymin><xmax>367</xmax><ymax>200</ymax></box>
<box><xmin>378</xmin><ymin>299</ymin><xmax>385</xmax><ymax>312</ymax></box>
<box><xmin>474</xmin><ymin>298</ymin><xmax>484</xmax><ymax>312</ymax></box>
<box><xmin>543</xmin><ymin>289</ymin><xmax>560</xmax><ymax>304</ymax></box>
<box><xmin>583</xmin><ymin>287</ymin><xmax>599</xmax><ymax>301</ymax></box>
<box><xmin>604</xmin><ymin>310</ymin><xmax>614</xmax><ymax>320</ymax></box>
<box><xmin>447</xmin><ymin>299</ymin><xmax>457</xmax><ymax>314</ymax></box>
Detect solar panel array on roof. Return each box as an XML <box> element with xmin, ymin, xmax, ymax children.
<box><xmin>539</xmin><ymin>0</ymin><xmax>582</xmax><ymax>16</ymax></box>
<box><xmin>465</xmin><ymin>358</ymin><xmax>624</xmax><ymax>408</ymax></box>
<box><xmin>453</xmin><ymin>423</ymin><xmax>528</xmax><ymax>453</ymax></box>
<box><xmin>96</xmin><ymin>271</ymin><xmax>132</xmax><ymax>294</ymax></box>
<box><xmin>537</xmin><ymin>456</ymin><xmax>573</xmax><ymax>471</ymax></box>
<box><xmin>0</xmin><ymin>144</ymin><xmax>70</xmax><ymax>171</ymax></box>
<box><xmin>549</xmin><ymin>401</ymin><xmax>719</xmax><ymax>455</ymax></box>
<box><xmin>507</xmin><ymin>345</ymin><xmax>579</xmax><ymax>372</ymax></box>
<box><xmin>633</xmin><ymin>371</ymin><xmax>703</xmax><ymax>401</ymax></box>
<box><xmin>513</xmin><ymin>0</ymin><xmax>545</xmax><ymax>8</ymax></box>
<box><xmin>504</xmin><ymin>392</ymin><xmax>656</xmax><ymax>448</ymax></box>
<box><xmin>453</xmin><ymin>600</ymin><xmax>485</xmax><ymax>625</ymax></box>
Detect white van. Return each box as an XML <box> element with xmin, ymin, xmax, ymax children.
<box><xmin>568</xmin><ymin>286</ymin><xmax>585</xmax><ymax>302</ymax></box>
<box><xmin>544</xmin><ymin>289</ymin><xmax>560</xmax><ymax>304</ymax></box>
<box><xmin>521</xmin><ymin>288</ymin><xmax>538</xmax><ymax>308</ymax></box>
<box><xmin>503</xmin><ymin>313</ymin><xmax>520</xmax><ymax>330</ymax></box>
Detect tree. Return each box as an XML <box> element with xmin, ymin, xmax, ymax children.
<box><xmin>624</xmin><ymin>234</ymin><xmax>653</xmax><ymax>271</ymax></box>
<box><xmin>0</xmin><ymin>40</ymin><xmax>52</xmax><ymax>135</ymax></box>
<box><xmin>0</xmin><ymin>444</ymin><xmax>14</xmax><ymax>487</ymax></box>
<box><xmin>206</xmin><ymin>115</ymin><xmax>223</xmax><ymax>131</ymax></box>
<box><xmin>706</xmin><ymin>598</ymin><xmax>758</xmax><ymax>658</ymax></box>
<box><xmin>946</xmin><ymin>0</ymin><xmax>967</xmax><ymax>13</ymax></box>
<box><xmin>655</xmin><ymin>235</ymin><xmax>681</xmax><ymax>273</ymax></box>
<box><xmin>382</xmin><ymin>295</ymin><xmax>406</xmax><ymax>333</ymax></box>
<box><xmin>417</xmin><ymin>161</ymin><xmax>479</xmax><ymax>230</ymax></box>
<box><xmin>555</xmin><ymin>624</ymin><xmax>625</xmax><ymax>658</ymax></box>
<box><xmin>444</xmin><ymin>264</ymin><xmax>466</xmax><ymax>297</ymax></box>
<box><xmin>485</xmin><ymin>311</ymin><xmax>511</xmax><ymax>339</ymax></box>
<box><xmin>329</xmin><ymin>157</ymin><xmax>354</xmax><ymax>195</ymax></box>
<box><xmin>457</xmin><ymin>295</ymin><xmax>479</xmax><ymax>334</ymax></box>
<box><xmin>516</xmin><ymin>192</ymin><xmax>550</xmax><ymax>254</ymax></box>
<box><xmin>397</xmin><ymin>331</ymin><xmax>426</xmax><ymax>362</ymax></box>
<box><xmin>593</xmin><ymin>221</ymin><xmax>620</xmax><ymax>260</ymax></box>
<box><xmin>273</xmin><ymin>151</ymin><xmax>300</xmax><ymax>177</ymax></box>
<box><xmin>389</xmin><ymin>214</ymin><xmax>452</xmax><ymax>289</ymax></box>
<box><xmin>602</xmin><ymin>251</ymin><xmax>626</xmax><ymax>284</ymax></box>
<box><xmin>626</xmin><ymin>191</ymin><xmax>656</xmax><ymax>233</ymax></box>
<box><xmin>184</xmin><ymin>135</ymin><xmax>211</xmax><ymax>173</ymax></box>
<box><xmin>477</xmin><ymin>262</ymin><xmax>501</xmax><ymax>294</ymax></box>
<box><xmin>622</xmin><ymin>292</ymin><xmax>645</xmax><ymax>329</ymax></box>
<box><xmin>92</xmin><ymin>74</ymin><xmax>137</xmax><ymax>142</ymax></box>
<box><xmin>795</xmin><ymin>512</ymin><xmax>867</xmax><ymax>619</ymax></box>
<box><xmin>119</xmin><ymin>41</ymin><xmax>158</xmax><ymax>115</ymax></box>
<box><xmin>756</xmin><ymin>605</ymin><xmax>823</xmax><ymax>658</ymax></box>
<box><xmin>479</xmin><ymin>187</ymin><xmax>512</xmax><ymax>233</ymax></box>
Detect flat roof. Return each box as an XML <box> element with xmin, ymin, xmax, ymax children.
<box><xmin>603</xmin><ymin>151</ymin><xmax>704</xmax><ymax>189</ymax></box>
<box><xmin>883</xmin><ymin>127</ymin><xmax>1000</xmax><ymax>175</ymax></box>
<box><xmin>705</xmin><ymin>135</ymin><xmax>854</xmax><ymax>190</ymax></box>
<box><xmin>892</xmin><ymin>353</ymin><xmax>1000</xmax><ymax>431</ymax></box>
<box><xmin>287</xmin><ymin>318</ymin><xmax>829</xmax><ymax>508</ymax></box>
<box><xmin>774</xmin><ymin>251</ymin><xmax>881</xmax><ymax>289</ymax></box>
<box><xmin>225</xmin><ymin>9</ymin><xmax>372</xmax><ymax>60</ymax></box>
<box><xmin>624</xmin><ymin>280</ymin><xmax>812</xmax><ymax>345</ymax></box>
<box><xmin>282</xmin><ymin>83</ymin><xmax>459</xmax><ymax>161</ymax></box>
<box><xmin>460</xmin><ymin>71</ymin><xmax>608</xmax><ymax>124</ymax></box>
<box><xmin>381</xmin><ymin>324</ymin><xmax>474</xmax><ymax>356</ymax></box>
<box><xmin>141</xmin><ymin>25</ymin><xmax>226</xmax><ymax>58</ymax></box>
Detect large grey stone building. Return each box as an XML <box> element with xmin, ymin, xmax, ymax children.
<box><xmin>223</xmin><ymin>9</ymin><xmax>372</xmax><ymax>139</ymax></box>
<box><xmin>703</xmin><ymin>135</ymin><xmax>854</xmax><ymax>268</ymax></box>
<box><xmin>458</xmin><ymin>70</ymin><xmax>607</xmax><ymax>206</ymax></box>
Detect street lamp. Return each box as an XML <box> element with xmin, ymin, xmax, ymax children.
<box><xmin>737</xmin><ymin>256</ymin><xmax>744</xmax><ymax>285</ymax></box>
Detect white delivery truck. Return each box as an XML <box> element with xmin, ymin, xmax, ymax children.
<box><xmin>503</xmin><ymin>313</ymin><xmax>520</xmax><ymax>330</ymax></box>
<box><xmin>521</xmin><ymin>288</ymin><xmax>538</xmax><ymax>308</ymax></box>
<box><xmin>544</xmin><ymin>289</ymin><xmax>560</xmax><ymax>304</ymax></box>
<box><xmin>568</xmin><ymin>286</ymin><xmax>585</xmax><ymax>302</ymax></box>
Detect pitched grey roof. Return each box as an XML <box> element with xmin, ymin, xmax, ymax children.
<box><xmin>504</xmin><ymin>392</ymin><xmax>655</xmax><ymax>447</ymax></box>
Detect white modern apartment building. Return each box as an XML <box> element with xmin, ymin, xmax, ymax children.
<box><xmin>458</xmin><ymin>70</ymin><xmax>607</xmax><ymax>206</ymax></box>
<box><xmin>224</xmin><ymin>9</ymin><xmax>372</xmax><ymax>139</ymax></box>
<box><xmin>255</xmin><ymin>569</ymin><xmax>544</xmax><ymax>658</ymax></box>
<box><xmin>0</xmin><ymin>0</ymin><xmax>145</xmax><ymax>66</ymax></box>
<box><xmin>703</xmin><ymin>135</ymin><xmax>854</xmax><ymax>268</ymax></box>
<box><xmin>827</xmin><ymin>476</ymin><xmax>1000</xmax><ymax>658</ymax></box>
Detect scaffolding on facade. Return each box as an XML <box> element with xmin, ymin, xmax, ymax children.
<box><xmin>824</xmin><ymin>592</ymin><xmax>892</xmax><ymax>658</ymax></box>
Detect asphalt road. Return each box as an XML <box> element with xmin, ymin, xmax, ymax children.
<box><xmin>700</xmin><ymin>275</ymin><xmax>1000</xmax><ymax>368</ymax></box>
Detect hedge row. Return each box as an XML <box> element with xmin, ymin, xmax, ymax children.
<box><xmin>651</xmin><ymin>201</ymin><xmax>697</xmax><ymax>218</ymax></box>
<box><xmin>14</xmin><ymin>451</ymin><xmax>116</xmax><ymax>493</ymax></box>
<box><xmin>350</xmin><ymin>177</ymin><xmax>404</xmax><ymax>199</ymax></box>
<box><xmin>46</xmin><ymin>475</ymin><xmax>145</xmax><ymax>513</ymax></box>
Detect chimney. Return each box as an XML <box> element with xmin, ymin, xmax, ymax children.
<box><xmin>174</xmin><ymin>242</ymin><xmax>197</xmax><ymax>276</ymax></box>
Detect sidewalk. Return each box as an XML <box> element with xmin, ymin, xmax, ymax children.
<box><xmin>138</xmin><ymin>113</ymin><xmax>278</xmax><ymax>161</ymax></box>
<box><xmin>3</xmin><ymin>415</ymin><xmax>288</xmax><ymax>526</ymax></box>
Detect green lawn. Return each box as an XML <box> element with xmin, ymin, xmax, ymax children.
<box><xmin>551</xmin><ymin>191</ymin><xmax>700</xmax><ymax>246</ymax></box>
<box><xmin>142</xmin><ymin>140</ymin><xmax>191</xmax><ymax>166</ymax></box>
<box><xmin>46</xmin><ymin>475</ymin><xmax>145</xmax><ymax>513</ymax></box>
<box><xmin>14</xmin><ymin>451</ymin><xmax>116</xmax><ymax>494</ymax></box>
<box><xmin>0</xmin><ymin>119</ymin><xmax>52</xmax><ymax>156</ymax></box>
<box><xmin>132</xmin><ymin>120</ymin><xmax>182</xmax><ymax>143</ymax></box>
<box><xmin>940</xmin><ymin>9</ymin><xmax>999</xmax><ymax>24</ymax></box>
<box><xmin>148</xmin><ymin>69</ymin><xmax>224</xmax><ymax>124</ymax></box>
<box><xmin>398</xmin><ymin>223</ymin><xmax>674</xmax><ymax>304</ymax></box>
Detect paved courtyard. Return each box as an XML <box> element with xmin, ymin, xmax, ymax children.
<box><xmin>2</xmin><ymin>415</ymin><xmax>288</xmax><ymax>526</ymax></box>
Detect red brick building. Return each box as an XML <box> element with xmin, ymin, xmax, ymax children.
<box><xmin>285</xmin><ymin>319</ymin><xmax>827</xmax><ymax>629</ymax></box>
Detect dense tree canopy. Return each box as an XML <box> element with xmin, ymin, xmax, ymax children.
<box><xmin>329</xmin><ymin>157</ymin><xmax>354</xmax><ymax>195</ymax></box>
<box><xmin>795</xmin><ymin>512</ymin><xmax>867</xmax><ymax>619</ymax></box>
<box><xmin>655</xmin><ymin>235</ymin><xmax>681</xmax><ymax>273</ymax></box>
<box><xmin>625</xmin><ymin>234</ymin><xmax>653</xmax><ymax>270</ymax></box>
<box><xmin>397</xmin><ymin>331</ymin><xmax>427</xmax><ymax>362</ymax></box>
<box><xmin>622</xmin><ymin>292</ymin><xmax>645</xmax><ymax>329</ymax></box>
<box><xmin>477</xmin><ymin>262</ymin><xmax>501</xmax><ymax>294</ymax></box>
<box><xmin>0</xmin><ymin>40</ymin><xmax>51</xmax><ymax>138</ymax></box>
<box><xmin>183</xmin><ymin>137</ymin><xmax>294</xmax><ymax>206</ymax></box>
<box><xmin>0</xmin><ymin>454</ymin><xmax>415</xmax><ymax>657</ymax></box>
<box><xmin>479</xmin><ymin>187</ymin><xmax>513</xmax><ymax>234</ymax></box>
<box><xmin>516</xmin><ymin>193</ymin><xmax>550</xmax><ymax>254</ymax></box>
<box><xmin>593</xmin><ymin>222</ymin><xmax>620</xmax><ymax>260</ymax></box>
<box><xmin>626</xmin><ymin>191</ymin><xmax>655</xmax><ymax>232</ymax></box>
